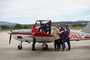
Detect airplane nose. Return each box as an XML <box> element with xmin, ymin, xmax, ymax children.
<box><xmin>8</xmin><ymin>31</ymin><xmax>12</xmax><ymax>34</ymax></box>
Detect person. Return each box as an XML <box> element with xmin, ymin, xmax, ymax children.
<box><xmin>42</xmin><ymin>22</ymin><xmax>50</xmax><ymax>33</ymax></box>
<box><xmin>32</xmin><ymin>21</ymin><xmax>38</xmax><ymax>51</ymax></box>
<box><xmin>53</xmin><ymin>25</ymin><xmax>63</xmax><ymax>50</ymax></box>
<box><xmin>65</xmin><ymin>25</ymin><xmax>71</xmax><ymax>51</ymax></box>
<box><xmin>59</xmin><ymin>27</ymin><xmax>66</xmax><ymax>51</ymax></box>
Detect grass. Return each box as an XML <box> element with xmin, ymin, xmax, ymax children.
<box><xmin>70</xmin><ymin>27</ymin><xmax>84</xmax><ymax>29</ymax></box>
<box><xmin>0</xmin><ymin>28</ymin><xmax>32</xmax><ymax>31</ymax></box>
<box><xmin>0</xmin><ymin>29</ymin><xmax>10</xmax><ymax>31</ymax></box>
<box><xmin>0</xmin><ymin>29</ymin><xmax>24</xmax><ymax>31</ymax></box>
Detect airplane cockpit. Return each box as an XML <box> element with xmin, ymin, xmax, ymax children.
<box><xmin>36</xmin><ymin>20</ymin><xmax>51</xmax><ymax>34</ymax></box>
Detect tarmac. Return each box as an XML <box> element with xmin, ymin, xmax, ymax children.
<box><xmin>0</xmin><ymin>31</ymin><xmax>90</xmax><ymax>60</ymax></box>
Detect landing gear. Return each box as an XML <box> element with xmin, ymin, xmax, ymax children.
<box><xmin>42</xmin><ymin>43</ymin><xmax>48</xmax><ymax>50</ymax></box>
<box><xmin>18</xmin><ymin>45</ymin><xmax>22</xmax><ymax>50</ymax></box>
<box><xmin>18</xmin><ymin>41</ymin><xmax>23</xmax><ymax>50</ymax></box>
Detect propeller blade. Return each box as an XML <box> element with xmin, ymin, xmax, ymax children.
<box><xmin>9</xmin><ymin>30</ymin><xmax>12</xmax><ymax>44</ymax></box>
<box><xmin>9</xmin><ymin>34</ymin><xmax>12</xmax><ymax>44</ymax></box>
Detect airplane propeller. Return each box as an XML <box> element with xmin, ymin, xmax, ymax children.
<box><xmin>9</xmin><ymin>30</ymin><xmax>12</xmax><ymax>44</ymax></box>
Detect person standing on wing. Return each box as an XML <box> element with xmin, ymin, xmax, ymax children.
<box><xmin>42</xmin><ymin>22</ymin><xmax>50</xmax><ymax>33</ymax></box>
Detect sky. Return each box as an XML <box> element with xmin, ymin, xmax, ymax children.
<box><xmin>0</xmin><ymin>0</ymin><xmax>90</xmax><ymax>24</ymax></box>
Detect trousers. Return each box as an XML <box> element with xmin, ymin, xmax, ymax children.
<box><xmin>54</xmin><ymin>39</ymin><xmax>60</xmax><ymax>50</ymax></box>
<box><xmin>32</xmin><ymin>38</ymin><xmax>36</xmax><ymax>50</ymax></box>
<box><xmin>66</xmin><ymin>38</ymin><xmax>71</xmax><ymax>49</ymax></box>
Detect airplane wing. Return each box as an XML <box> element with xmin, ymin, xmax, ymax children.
<box><xmin>32</xmin><ymin>32</ymin><xmax>55</xmax><ymax>43</ymax></box>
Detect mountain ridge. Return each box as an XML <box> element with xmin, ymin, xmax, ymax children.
<box><xmin>0</xmin><ymin>21</ymin><xmax>17</xmax><ymax>25</ymax></box>
<box><xmin>0</xmin><ymin>20</ymin><xmax>90</xmax><ymax>25</ymax></box>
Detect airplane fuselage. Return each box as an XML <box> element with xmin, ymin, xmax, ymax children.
<box><xmin>9</xmin><ymin>29</ymin><xmax>90</xmax><ymax>43</ymax></box>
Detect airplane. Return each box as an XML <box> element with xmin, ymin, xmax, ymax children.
<box><xmin>8</xmin><ymin>20</ymin><xmax>90</xmax><ymax>50</ymax></box>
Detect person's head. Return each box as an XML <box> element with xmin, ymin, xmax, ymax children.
<box><xmin>61</xmin><ymin>26</ymin><xmax>64</xmax><ymax>30</ymax></box>
<box><xmin>46</xmin><ymin>22</ymin><xmax>50</xmax><ymax>25</ymax></box>
<box><xmin>33</xmin><ymin>25</ymin><xmax>36</xmax><ymax>29</ymax></box>
<box><xmin>66</xmin><ymin>25</ymin><xmax>69</xmax><ymax>29</ymax></box>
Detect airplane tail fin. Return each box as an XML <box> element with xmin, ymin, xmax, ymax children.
<box><xmin>81</xmin><ymin>22</ymin><xmax>90</xmax><ymax>33</ymax></box>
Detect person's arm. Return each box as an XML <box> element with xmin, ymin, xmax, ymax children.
<box><xmin>42</xmin><ymin>24</ymin><xmax>45</xmax><ymax>32</ymax></box>
<box><xmin>67</xmin><ymin>29</ymin><xmax>70</xmax><ymax>37</ymax></box>
<box><xmin>66</xmin><ymin>29</ymin><xmax>70</xmax><ymax>39</ymax></box>
<box><xmin>52</xmin><ymin>32</ymin><xmax>53</xmax><ymax>35</ymax></box>
<box><xmin>32</xmin><ymin>29</ymin><xmax>38</xmax><ymax>33</ymax></box>
<box><xmin>57</xmin><ymin>29</ymin><xmax>63</xmax><ymax>34</ymax></box>
<box><xmin>34</xmin><ymin>21</ymin><xmax>37</xmax><ymax>26</ymax></box>
<box><xmin>34</xmin><ymin>29</ymin><xmax>38</xmax><ymax>33</ymax></box>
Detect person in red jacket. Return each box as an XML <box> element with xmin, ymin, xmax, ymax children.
<box><xmin>32</xmin><ymin>21</ymin><xmax>38</xmax><ymax>51</ymax></box>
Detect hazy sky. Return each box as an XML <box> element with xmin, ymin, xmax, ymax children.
<box><xmin>0</xmin><ymin>0</ymin><xmax>90</xmax><ymax>24</ymax></box>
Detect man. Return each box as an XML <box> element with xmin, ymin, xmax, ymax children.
<box><xmin>60</xmin><ymin>27</ymin><xmax>66</xmax><ymax>51</ymax></box>
<box><xmin>42</xmin><ymin>22</ymin><xmax>50</xmax><ymax>33</ymax></box>
<box><xmin>32</xmin><ymin>22</ymin><xmax>38</xmax><ymax>51</ymax></box>
<box><xmin>53</xmin><ymin>25</ymin><xmax>63</xmax><ymax>50</ymax></box>
<box><xmin>65</xmin><ymin>25</ymin><xmax>71</xmax><ymax>51</ymax></box>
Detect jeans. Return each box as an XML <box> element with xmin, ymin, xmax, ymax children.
<box><xmin>62</xmin><ymin>42</ymin><xmax>65</xmax><ymax>49</ymax></box>
<box><xmin>59</xmin><ymin>39</ymin><xmax>65</xmax><ymax>49</ymax></box>
<box><xmin>58</xmin><ymin>39</ymin><xmax>62</xmax><ymax>49</ymax></box>
<box><xmin>44</xmin><ymin>31</ymin><xmax>47</xmax><ymax>33</ymax></box>
<box><xmin>66</xmin><ymin>38</ymin><xmax>71</xmax><ymax>49</ymax></box>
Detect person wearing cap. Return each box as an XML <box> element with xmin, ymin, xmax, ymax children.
<box><xmin>65</xmin><ymin>25</ymin><xmax>71</xmax><ymax>51</ymax></box>
<box><xmin>32</xmin><ymin>21</ymin><xmax>38</xmax><ymax>51</ymax></box>
<box><xmin>42</xmin><ymin>22</ymin><xmax>50</xmax><ymax>33</ymax></box>
<box><xmin>53</xmin><ymin>25</ymin><xmax>63</xmax><ymax>50</ymax></box>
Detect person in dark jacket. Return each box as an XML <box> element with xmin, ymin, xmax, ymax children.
<box><xmin>65</xmin><ymin>25</ymin><xmax>71</xmax><ymax>51</ymax></box>
<box><xmin>42</xmin><ymin>22</ymin><xmax>50</xmax><ymax>33</ymax></box>
<box><xmin>60</xmin><ymin>27</ymin><xmax>66</xmax><ymax>51</ymax></box>
<box><xmin>32</xmin><ymin>21</ymin><xmax>38</xmax><ymax>51</ymax></box>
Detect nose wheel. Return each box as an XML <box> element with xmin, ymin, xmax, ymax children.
<box><xmin>18</xmin><ymin>41</ymin><xmax>23</xmax><ymax>50</ymax></box>
<box><xmin>18</xmin><ymin>45</ymin><xmax>22</xmax><ymax>50</ymax></box>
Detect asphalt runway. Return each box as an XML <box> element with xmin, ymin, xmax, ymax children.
<box><xmin>0</xmin><ymin>31</ymin><xmax>90</xmax><ymax>60</ymax></box>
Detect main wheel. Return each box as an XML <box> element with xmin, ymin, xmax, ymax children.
<box><xmin>43</xmin><ymin>44</ymin><xmax>48</xmax><ymax>50</ymax></box>
<box><xmin>18</xmin><ymin>45</ymin><xmax>22</xmax><ymax>50</ymax></box>
<box><xmin>46</xmin><ymin>44</ymin><xmax>48</xmax><ymax>49</ymax></box>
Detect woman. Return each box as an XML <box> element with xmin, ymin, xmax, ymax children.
<box><xmin>60</xmin><ymin>27</ymin><xmax>66</xmax><ymax>51</ymax></box>
<box><xmin>53</xmin><ymin>25</ymin><xmax>63</xmax><ymax>50</ymax></box>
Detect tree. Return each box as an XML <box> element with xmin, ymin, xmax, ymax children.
<box><xmin>14</xmin><ymin>24</ymin><xmax>22</xmax><ymax>29</ymax></box>
<box><xmin>23</xmin><ymin>25</ymin><xmax>29</xmax><ymax>29</ymax></box>
<box><xmin>2</xmin><ymin>25</ymin><xmax>10</xmax><ymax>29</ymax></box>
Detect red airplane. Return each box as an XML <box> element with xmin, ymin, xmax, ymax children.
<box><xmin>8</xmin><ymin>20</ymin><xmax>90</xmax><ymax>50</ymax></box>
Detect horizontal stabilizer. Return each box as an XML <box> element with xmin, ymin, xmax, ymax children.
<box><xmin>81</xmin><ymin>22</ymin><xmax>90</xmax><ymax>33</ymax></box>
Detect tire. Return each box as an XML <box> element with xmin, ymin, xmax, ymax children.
<box><xmin>18</xmin><ymin>45</ymin><xmax>22</xmax><ymax>50</ymax></box>
<box><xmin>43</xmin><ymin>44</ymin><xmax>48</xmax><ymax>50</ymax></box>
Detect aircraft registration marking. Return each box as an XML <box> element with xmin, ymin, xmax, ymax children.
<box><xmin>71</xmin><ymin>34</ymin><xmax>85</xmax><ymax>39</ymax></box>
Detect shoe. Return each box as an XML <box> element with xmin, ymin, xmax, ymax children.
<box><xmin>58</xmin><ymin>47</ymin><xmax>61</xmax><ymax>50</ymax></box>
<box><xmin>32</xmin><ymin>49</ymin><xmax>37</xmax><ymax>51</ymax></box>
<box><xmin>66</xmin><ymin>49</ymin><xmax>70</xmax><ymax>51</ymax></box>
<box><xmin>56</xmin><ymin>48</ymin><xmax>60</xmax><ymax>51</ymax></box>
<box><xmin>61</xmin><ymin>49</ymin><xmax>65</xmax><ymax>51</ymax></box>
<box><xmin>56</xmin><ymin>48</ymin><xmax>58</xmax><ymax>50</ymax></box>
